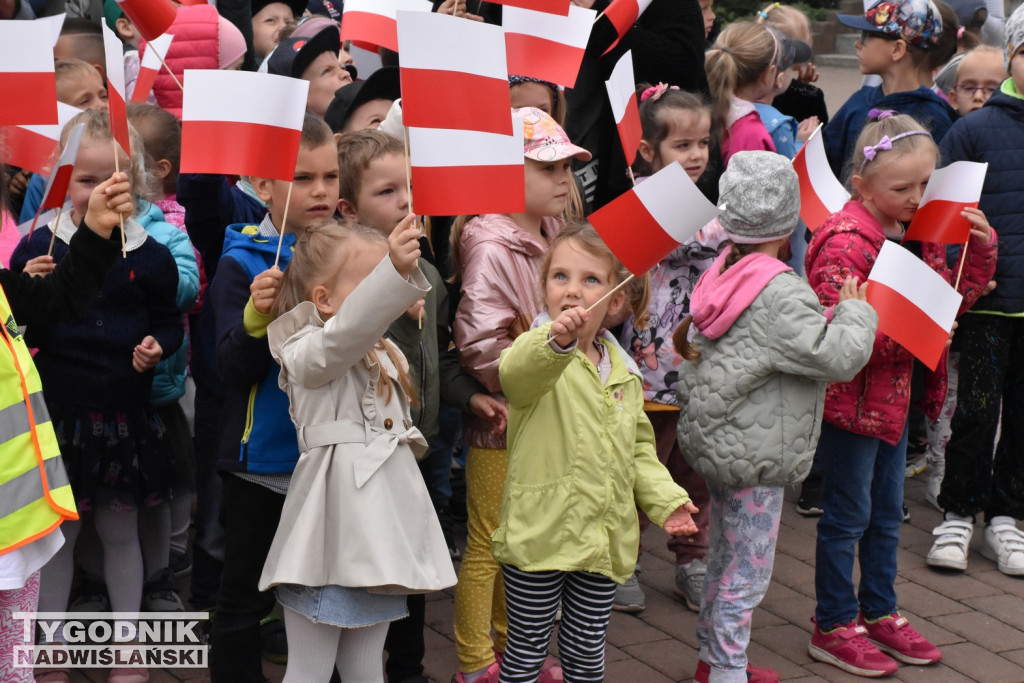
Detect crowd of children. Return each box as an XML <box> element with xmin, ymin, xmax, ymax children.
<box><xmin>1</xmin><ymin>0</ymin><xmax>1024</xmax><ymax>682</ymax></box>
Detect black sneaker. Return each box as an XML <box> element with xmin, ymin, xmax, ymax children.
<box><xmin>797</xmin><ymin>471</ymin><xmax>824</xmax><ymax>516</ymax></box>
<box><xmin>902</xmin><ymin>504</ymin><xmax>911</xmax><ymax>523</ymax></box>
<box><xmin>169</xmin><ymin>550</ymin><xmax>192</xmax><ymax>579</ymax></box>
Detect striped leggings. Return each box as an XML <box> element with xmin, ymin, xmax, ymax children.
<box><xmin>499</xmin><ymin>565</ymin><xmax>617</xmax><ymax>683</ymax></box>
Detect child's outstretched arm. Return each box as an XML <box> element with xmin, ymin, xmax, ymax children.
<box><xmin>632</xmin><ymin>410</ymin><xmax>695</xmax><ymax>532</ymax></box>
<box><xmin>497</xmin><ymin>310</ymin><xmax>589</xmax><ymax>408</ymax></box>
<box><xmin>663</xmin><ymin>502</ymin><xmax>700</xmax><ymax>536</ymax></box>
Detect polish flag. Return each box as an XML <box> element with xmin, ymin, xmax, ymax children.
<box><xmin>29</xmin><ymin>122</ymin><xmax>84</xmax><ymax>236</ymax></box>
<box><xmin>398</xmin><ymin>12</ymin><xmax>513</xmax><ymax>135</ymax></box>
<box><xmin>903</xmin><ymin>161</ymin><xmax>987</xmax><ymax>244</ymax></box>
<box><xmin>606</xmin><ymin>51</ymin><xmax>641</xmax><ymax>166</ymax></box>
<box><xmin>181</xmin><ymin>70</ymin><xmax>309</xmax><ymax>181</ymax></box>
<box><xmin>41</xmin><ymin>13</ymin><xmax>66</xmax><ymax>46</ymax></box>
<box><xmin>2</xmin><ymin>103</ymin><xmax>82</xmax><ymax>176</ymax></box>
<box><xmin>792</xmin><ymin>124</ymin><xmax>849</xmax><ymax>231</ymax></box>
<box><xmin>490</xmin><ymin>0</ymin><xmax>570</xmax><ymax>16</ymax></box>
<box><xmin>116</xmin><ymin>0</ymin><xmax>177</xmax><ymax>43</ymax></box>
<box><xmin>589</xmin><ymin>163</ymin><xmax>720</xmax><ymax>275</ymax></box>
<box><xmin>0</xmin><ymin>21</ymin><xmax>58</xmax><ymax>126</ymax></box>
<box><xmin>102</xmin><ymin>23</ymin><xmax>131</xmax><ymax>156</ymax></box>
<box><xmin>340</xmin><ymin>0</ymin><xmax>432</xmax><ymax>53</ymax></box>
<box><xmin>408</xmin><ymin>122</ymin><xmax>525</xmax><ymax>216</ymax></box>
<box><xmin>601</xmin><ymin>0</ymin><xmax>654</xmax><ymax>55</ymax></box>
<box><xmin>503</xmin><ymin>5</ymin><xmax>594</xmax><ymax>88</ymax></box>
<box><xmin>132</xmin><ymin>34</ymin><xmax>175</xmax><ymax>103</ymax></box>
<box><xmin>868</xmin><ymin>241</ymin><xmax>962</xmax><ymax>370</ymax></box>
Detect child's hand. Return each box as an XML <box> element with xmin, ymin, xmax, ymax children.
<box><xmin>84</xmin><ymin>172</ymin><xmax>133</xmax><ymax>238</ymax></box>
<box><xmin>983</xmin><ymin>280</ymin><xmax>997</xmax><ymax>296</ymax></box>
<box><xmin>24</xmin><ymin>255</ymin><xmax>55</xmax><ymax>278</ymax></box>
<box><xmin>469</xmin><ymin>393</ymin><xmax>508</xmax><ymax>435</ymax></box>
<box><xmin>405</xmin><ymin>299</ymin><xmax>425</xmax><ymax>321</ymax></box>
<box><xmin>663</xmin><ymin>502</ymin><xmax>700</xmax><ymax>536</ymax></box>
<box><xmin>797</xmin><ymin>62</ymin><xmax>819</xmax><ymax>83</ymax></box>
<box><xmin>249</xmin><ymin>266</ymin><xmax>283</xmax><ymax>315</ymax></box>
<box><xmin>962</xmin><ymin>207</ymin><xmax>993</xmax><ymax>244</ymax></box>
<box><xmin>8</xmin><ymin>169</ymin><xmax>31</xmax><ymax>197</ymax></box>
<box><xmin>838</xmin><ymin>276</ymin><xmax>868</xmax><ymax>303</ymax></box>
<box><xmin>389</xmin><ymin>213</ymin><xmax>421</xmax><ymax>278</ymax></box>
<box><xmin>797</xmin><ymin>116</ymin><xmax>819</xmax><ymax>142</ymax></box>
<box><xmin>550</xmin><ymin>306</ymin><xmax>589</xmax><ymax>348</ymax></box>
<box><xmin>132</xmin><ymin>335</ymin><xmax>163</xmax><ymax>373</ymax></box>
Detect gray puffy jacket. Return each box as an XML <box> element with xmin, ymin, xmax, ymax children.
<box><xmin>676</xmin><ymin>271</ymin><xmax>877</xmax><ymax>488</ymax></box>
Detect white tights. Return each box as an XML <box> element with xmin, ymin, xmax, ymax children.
<box><xmin>281</xmin><ymin>606</ymin><xmax>390</xmax><ymax>683</ymax></box>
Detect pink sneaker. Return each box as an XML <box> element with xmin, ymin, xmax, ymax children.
<box><xmin>452</xmin><ymin>662</ymin><xmax>500</xmax><ymax>683</ymax></box>
<box><xmin>693</xmin><ymin>659</ymin><xmax>780</xmax><ymax>682</ymax></box>
<box><xmin>858</xmin><ymin>612</ymin><xmax>942</xmax><ymax>665</ymax></box>
<box><xmin>808</xmin><ymin>619</ymin><xmax>899</xmax><ymax>678</ymax></box>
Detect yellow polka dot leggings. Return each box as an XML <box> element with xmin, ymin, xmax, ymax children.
<box><xmin>454</xmin><ymin>447</ymin><xmax>508</xmax><ymax>673</ymax></box>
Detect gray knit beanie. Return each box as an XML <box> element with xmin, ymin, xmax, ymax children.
<box><xmin>718</xmin><ymin>151</ymin><xmax>800</xmax><ymax>244</ymax></box>
<box><xmin>1007</xmin><ymin>3</ymin><xmax>1024</xmax><ymax>65</ymax></box>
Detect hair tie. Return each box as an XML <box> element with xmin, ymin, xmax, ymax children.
<box><xmin>859</xmin><ymin>130</ymin><xmax>931</xmax><ymax>172</ymax></box>
<box><xmin>640</xmin><ymin>82</ymin><xmax>680</xmax><ymax>103</ymax></box>
<box><xmin>867</xmin><ymin>108</ymin><xmax>898</xmax><ymax>120</ymax></box>
<box><xmin>756</xmin><ymin>2</ymin><xmax>781</xmax><ymax>23</ymax></box>
<box><xmin>957</xmin><ymin>26</ymin><xmax>965</xmax><ymax>39</ymax></box>
<box><xmin>718</xmin><ymin>46</ymin><xmax>733</xmax><ymax>55</ymax></box>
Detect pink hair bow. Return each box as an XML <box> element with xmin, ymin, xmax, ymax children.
<box><xmin>863</xmin><ymin>136</ymin><xmax>893</xmax><ymax>162</ymax></box>
<box><xmin>640</xmin><ymin>83</ymin><xmax>679</xmax><ymax>103</ymax></box>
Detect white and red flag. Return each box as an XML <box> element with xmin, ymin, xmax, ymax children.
<box><xmin>132</xmin><ymin>33</ymin><xmax>175</xmax><ymax>103</ymax></box>
<box><xmin>29</xmin><ymin>122</ymin><xmax>85</xmax><ymax>236</ymax></box>
<box><xmin>903</xmin><ymin>161</ymin><xmax>987</xmax><ymax>244</ymax></box>
<box><xmin>2</xmin><ymin>103</ymin><xmax>82</xmax><ymax>176</ymax></box>
<box><xmin>792</xmin><ymin>124</ymin><xmax>849</xmax><ymax>231</ymax></box>
<box><xmin>589</xmin><ymin>163</ymin><xmax>720</xmax><ymax>275</ymax></box>
<box><xmin>408</xmin><ymin>121</ymin><xmax>525</xmax><ymax>216</ymax></box>
<box><xmin>398</xmin><ymin>11</ymin><xmax>513</xmax><ymax>135</ymax></box>
<box><xmin>180</xmin><ymin>70</ymin><xmax>309</xmax><ymax>181</ymax></box>
<box><xmin>41</xmin><ymin>13</ymin><xmax>66</xmax><ymax>46</ymax></box>
<box><xmin>503</xmin><ymin>5</ymin><xmax>594</xmax><ymax>88</ymax></box>
<box><xmin>0</xmin><ymin>20</ymin><xmax>58</xmax><ymax>126</ymax></box>
<box><xmin>606</xmin><ymin>50</ymin><xmax>641</xmax><ymax>166</ymax></box>
<box><xmin>102</xmin><ymin>22</ymin><xmax>131</xmax><ymax>156</ymax></box>
<box><xmin>601</xmin><ymin>0</ymin><xmax>654</xmax><ymax>55</ymax></box>
<box><xmin>489</xmin><ymin>0</ymin><xmax>570</xmax><ymax>14</ymax></box>
<box><xmin>340</xmin><ymin>0</ymin><xmax>432</xmax><ymax>53</ymax></box>
<box><xmin>116</xmin><ymin>0</ymin><xmax>177</xmax><ymax>42</ymax></box>
<box><xmin>867</xmin><ymin>240</ymin><xmax>962</xmax><ymax>371</ymax></box>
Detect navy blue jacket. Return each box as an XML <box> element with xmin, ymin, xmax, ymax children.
<box><xmin>824</xmin><ymin>85</ymin><xmax>957</xmax><ymax>181</ymax></box>
<box><xmin>210</xmin><ymin>223</ymin><xmax>298</xmax><ymax>475</ymax></box>
<box><xmin>940</xmin><ymin>87</ymin><xmax>1024</xmax><ymax>315</ymax></box>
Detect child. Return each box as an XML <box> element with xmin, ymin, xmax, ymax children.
<box><xmin>324</xmin><ymin>67</ymin><xmax>400</xmax><ymax>134</ymax></box>
<box><xmin>494</xmin><ymin>223</ymin><xmax>699</xmax><ymax>682</ymax></box>
<box><xmin>252</xmin><ymin>0</ymin><xmax>305</xmax><ymax>63</ymax></box>
<box><xmin>926</xmin><ymin>6</ymin><xmax>1024</xmax><ymax>576</ymax></box>
<box><xmin>509</xmin><ymin>75</ymin><xmax>566</xmax><ymax>125</ymax></box>
<box><xmin>705</xmin><ymin>21</ymin><xmax>780</xmax><ymax>164</ymax></box>
<box><xmin>806</xmin><ymin>113</ymin><xmax>995</xmax><ymax>677</ymax></box>
<box><xmin>14</xmin><ymin>109</ymin><xmax>184</xmax><ymax>683</ymax></box>
<box><xmin>258</xmin><ymin>219</ymin><xmax>457</xmax><ymax>682</ymax></box>
<box><xmin>0</xmin><ymin>165</ymin><xmax>127</xmax><ymax>683</ymax></box>
<box><xmin>53</xmin><ymin>18</ymin><xmax>107</xmax><ymax>80</ymax></box>
<box><xmin>267</xmin><ymin>26</ymin><xmax>349</xmax><ymax>119</ymax></box>
<box><xmin>450</xmin><ymin>107</ymin><xmax>589</xmax><ymax>683</ymax></box>
<box><xmin>760</xmin><ymin>4</ymin><xmax>831</xmax><ymax>128</ymax></box>
<box><xmin>751</xmin><ymin>26</ymin><xmax>817</xmax><ymax>159</ymax></box>
<box><xmin>947</xmin><ymin>44</ymin><xmax>1007</xmax><ymax>114</ymax></box>
<box><xmin>675</xmin><ymin>151</ymin><xmax>878</xmax><ymax>683</ymax></box>
<box><xmin>617</xmin><ymin>84</ymin><xmax>717</xmax><ymax>614</ymax></box>
<box><xmin>206</xmin><ymin>113</ymin><xmax>339</xmax><ymax>683</ymax></box>
<box><xmin>335</xmin><ymin>128</ymin><xmax>505</xmax><ymax>683</ymax></box>
<box><xmin>824</xmin><ymin>0</ymin><xmax>956</xmax><ymax>180</ymax></box>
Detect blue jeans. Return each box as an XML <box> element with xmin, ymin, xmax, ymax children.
<box><xmin>814</xmin><ymin>421</ymin><xmax>908</xmax><ymax>628</ymax></box>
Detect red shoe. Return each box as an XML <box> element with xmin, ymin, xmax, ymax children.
<box><xmin>693</xmin><ymin>659</ymin><xmax>780</xmax><ymax>682</ymax></box>
<box><xmin>451</xmin><ymin>662</ymin><xmax>500</xmax><ymax>683</ymax></box>
<box><xmin>858</xmin><ymin>612</ymin><xmax>942</xmax><ymax>666</ymax></box>
<box><xmin>808</xmin><ymin>619</ymin><xmax>898</xmax><ymax>677</ymax></box>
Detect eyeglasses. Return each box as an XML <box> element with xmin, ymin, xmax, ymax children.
<box><xmin>957</xmin><ymin>84</ymin><xmax>998</xmax><ymax>96</ymax></box>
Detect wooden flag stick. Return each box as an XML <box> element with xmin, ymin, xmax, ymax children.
<box><xmin>953</xmin><ymin>238</ymin><xmax>970</xmax><ymax>290</ymax></box>
<box><xmin>47</xmin><ymin>205</ymin><xmax>64</xmax><ymax>257</ymax></box>
<box><xmin>272</xmin><ymin>181</ymin><xmax>294</xmax><ymax>270</ymax></box>
<box><xmin>586</xmin><ymin>273</ymin><xmax>634</xmax><ymax>314</ymax></box>
<box><xmin>153</xmin><ymin>47</ymin><xmax>184</xmax><ymax>91</ymax></box>
<box><xmin>627</xmin><ymin>166</ymin><xmax>637</xmax><ymax>187</ymax></box>
<box><xmin>402</xmin><ymin>126</ymin><xmax>424</xmax><ymax>330</ymax></box>
<box><xmin>113</xmin><ymin>140</ymin><xmax>126</xmax><ymax>257</ymax></box>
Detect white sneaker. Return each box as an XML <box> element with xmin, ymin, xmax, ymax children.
<box><xmin>926</xmin><ymin>514</ymin><xmax>974</xmax><ymax>571</ymax></box>
<box><xmin>981</xmin><ymin>517</ymin><xmax>1024</xmax><ymax>576</ymax></box>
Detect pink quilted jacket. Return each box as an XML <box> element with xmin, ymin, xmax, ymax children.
<box><xmin>142</xmin><ymin>4</ymin><xmax>220</xmax><ymax>118</ymax></box>
<box><xmin>805</xmin><ymin>199</ymin><xmax>996</xmax><ymax>444</ymax></box>
<box><xmin>453</xmin><ymin>213</ymin><xmax>561</xmax><ymax>449</ymax></box>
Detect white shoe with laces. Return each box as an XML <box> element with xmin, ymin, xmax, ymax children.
<box><xmin>981</xmin><ymin>517</ymin><xmax>1024</xmax><ymax>576</ymax></box>
<box><xmin>926</xmin><ymin>513</ymin><xmax>974</xmax><ymax>571</ymax></box>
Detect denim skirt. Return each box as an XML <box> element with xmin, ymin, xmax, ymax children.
<box><xmin>276</xmin><ymin>583</ymin><xmax>408</xmax><ymax>628</ymax></box>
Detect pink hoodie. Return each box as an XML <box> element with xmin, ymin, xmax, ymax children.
<box><xmin>691</xmin><ymin>248</ymin><xmax>792</xmax><ymax>340</ymax></box>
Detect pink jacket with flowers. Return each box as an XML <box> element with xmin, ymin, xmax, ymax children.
<box><xmin>453</xmin><ymin>213</ymin><xmax>561</xmax><ymax>449</ymax></box>
<box><xmin>805</xmin><ymin>200</ymin><xmax>996</xmax><ymax>444</ymax></box>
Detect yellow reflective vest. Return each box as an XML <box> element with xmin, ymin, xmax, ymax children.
<box><xmin>0</xmin><ymin>286</ymin><xmax>77</xmax><ymax>555</ymax></box>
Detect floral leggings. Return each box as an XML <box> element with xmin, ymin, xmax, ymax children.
<box><xmin>697</xmin><ymin>485</ymin><xmax>783</xmax><ymax>683</ymax></box>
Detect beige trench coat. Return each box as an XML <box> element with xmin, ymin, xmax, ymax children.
<box><xmin>259</xmin><ymin>257</ymin><xmax>457</xmax><ymax>594</ymax></box>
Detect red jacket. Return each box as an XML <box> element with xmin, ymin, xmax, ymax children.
<box><xmin>805</xmin><ymin>199</ymin><xmax>996</xmax><ymax>444</ymax></box>
<box><xmin>142</xmin><ymin>4</ymin><xmax>220</xmax><ymax>118</ymax></box>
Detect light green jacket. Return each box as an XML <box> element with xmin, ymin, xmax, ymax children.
<box><xmin>492</xmin><ymin>322</ymin><xmax>692</xmax><ymax>584</ymax></box>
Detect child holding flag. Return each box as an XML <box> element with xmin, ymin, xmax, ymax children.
<box><xmin>675</xmin><ymin>151</ymin><xmax>878</xmax><ymax>683</ymax></box>
<box><xmin>206</xmin><ymin>113</ymin><xmax>340</xmax><ymax>683</ymax></box>
<box><xmin>805</xmin><ymin>112</ymin><xmax>995</xmax><ymax>678</ymax></box>
<box><xmin>494</xmin><ymin>222</ymin><xmax>698</xmax><ymax>683</ymax></box>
